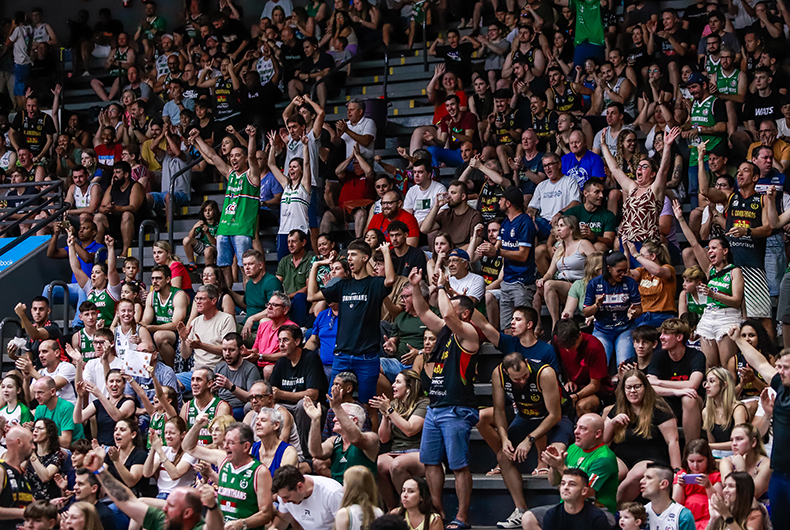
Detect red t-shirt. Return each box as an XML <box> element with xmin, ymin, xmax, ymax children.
<box><xmin>95</xmin><ymin>143</ymin><xmax>123</xmax><ymax>167</ymax></box>
<box><xmin>338</xmin><ymin>170</ymin><xmax>376</xmax><ymax>209</ymax></box>
<box><xmin>554</xmin><ymin>333</ymin><xmax>613</xmax><ymax>394</ymax></box>
<box><xmin>438</xmin><ymin>111</ymin><xmax>479</xmax><ymax>150</ymax></box>
<box><xmin>433</xmin><ymin>90</ymin><xmax>469</xmax><ymax>124</ymax></box>
<box><xmin>170</xmin><ymin>261</ymin><xmax>193</xmax><ymax>291</ymax></box>
<box><xmin>368</xmin><ymin>209</ymin><xmax>420</xmax><ymax>240</ymax></box>
<box><xmin>673</xmin><ymin>471</ymin><xmax>721</xmax><ymax>529</ymax></box>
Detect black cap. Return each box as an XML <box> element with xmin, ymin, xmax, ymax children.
<box><xmin>502</xmin><ymin>186</ymin><xmax>524</xmax><ymax>209</ymax></box>
<box><xmin>708</xmin><ymin>143</ymin><xmax>728</xmax><ymax>157</ymax></box>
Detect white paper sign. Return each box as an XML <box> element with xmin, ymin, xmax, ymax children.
<box><xmin>122</xmin><ymin>350</ymin><xmax>152</xmax><ymax>378</ymax></box>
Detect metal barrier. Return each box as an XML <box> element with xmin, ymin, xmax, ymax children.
<box><xmin>45</xmin><ymin>280</ymin><xmax>72</xmax><ymax>334</ymax></box>
<box><xmin>167</xmin><ymin>155</ymin><xmax>203</xmax><ymax>250</ymax></box>
<box><xmin>0</xmin><ymin>180</ymin><xmax>69</xmax><ymax>257</ymax></box>
<box><xmin>138</xmin><ymin>220</ymin><xmax>160</xmax><ymax>269</ymax></box>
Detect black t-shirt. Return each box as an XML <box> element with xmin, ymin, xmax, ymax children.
<box><xmin>771</xmin><ymin>373</ymin><xmax>790</xmax><ymax>473</ymax></box>
<box><xmin>95</xmin><ymin>500</ymin><xmax>118</xmax><ymax>530</ymax></box>
<box><xmin>322</xmin><ymin>276</ymin><xmax>392</xmax><ymax>356</ymax></box>
<box><xmin>454</xmin><ymin>164</ymin><xmax>484</xmax><ymax>195</ymax></box>
<box><xmin>744</xmin><ymin>90</ymin><xmax>783</xmax><ymax>124</ymax></box>
<box><xmin>27</xmin><ymin>322</ymin><xmax>63</xmax><ymax>369</ymax></box>
<box><xmin>183</xmin><ymin>81</ymin><xmax>210</xmax><ymax>102</ymax></box>
<box><xmin>647</xmin><ymin>348</ymin><xmax>706</xmax><ymax>394</ymax></box>
<box><xmin>478</xmin><ymin>182</ymin><xmax>506</xmax><ymax>222</ymax></box>
<box><xmin>242</xmin><ymin>82</ymin><xmax>280</xmax><ymax>132</ymax></box>
<box><xmin>215</xmin><ymin>19</ymin><xmax>248</xmax><ymax>55</ymax></box>
<box><xmin>11</xmin><ymin>112</ymin><xmax>56</xmax><ymax>156</ymax></box>
<box><xmin>105</xmin><ymin>447</ymin><xmax>154</xmax><ymax>496</ymax></box>
<box><xmin>607</xmin><ymin>402</ymin><xmax>675</xmax><ymax>467</ymax></box>
<box><xmin>542</xmin><ymin>501</ymin><xmax>613</xmax><ymax>530</ymax></box>
<box><xmin>391</xmin><ymin>246</ymin><xmax>427</xmax><ymax>277</ymax></box>
<box><xmin>436</xmin><ymin>43</ymin><xmax>475</xmax><ymax>82</ymax></box>
<box><xmin>683</xmin><ymin>3</ymin><xmax>710</xmax><ymax>36</ymax></box>
<box><xmin>522</xmin><ymin>110</ymin><xmax>559</xmax><ymax>141</ymax></box>
<box><xmin>94</xmin><ymin>397</ymin><xmax>131</xmax><ymax>446</ymax></box>
<box><xmin>655</xmin><ymin>28</ymin><xmax>692</xmax><ymax>58</ymax></box>
<box><xmin>280</xmin><ymin>42</ymin><xmax>306</xmax><ymax>81</ymax></box>
<box><xmin>270</xmin><ymin>350</ymin><xmax>328</xmax><ymax>398</ymax></box>
<box><xmin>300</xmin><ymin>52</ymin><xmax>334</xmax><ymax>76</ymax></box>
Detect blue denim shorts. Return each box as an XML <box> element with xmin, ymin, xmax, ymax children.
<box><xmin>380</xmin><ymin>357</ymin><xmax>410</xmax><ymax>383</ymax></box>
<box><xmin>331</xmin><ymin>351</ymin><xmax>380</xmax><ymax>403</ymax></box>
<box><xmin>419</xmin><ymin>406</ymin><xmax>479</xmax><ymax>470</ymax></box>
<box><xmin>13</xmin><ymin>64</ymin><xmax>30</xmax><ymax>96</ymax></box>
<box><xmin>216</xmin><ymin>234</ymin><xmax>253</xmax><ymax>267</ymax></box>
<box><xmin>149</xmin><ymin>191</ymin><xmax>190</xmax><ymax>211</ymax></box>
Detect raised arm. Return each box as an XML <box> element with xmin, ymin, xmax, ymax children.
<box><xmin>652</xmin><ymin>127</ymin><xmax>681</xmax><ymax>202</ymax></box>
<box><xmin>266</xmin><ymin>131</ymin><xmax>290</xmax><ymax>188</ymax></box>
<box><xmin>600</xmin><ymin>133</ymin><xmax>636</xmax><ymax>194</ymax></box>
<box><xmin>409</xmin><ymin>268</ymin><xmax>445</xmax><ymax>334</ymax></box>
<box><xmin>182</xmin><ymin>413</ymin><xmax>227</xmax><ymax>465</ymax></box>
<box><xmin>83</xmin><ymin>444</ymin><xmax>149</xmax><ymax>525</ymax></box>
<box><xmin>728</xmin><ymin>326</ymin><xmax>778</xmax><ymax>383</ymax></box>
<box><xmin>189</xmin><ymin>128</ymin><xmax>231</xmax><ymax>175</ymax></box>
<box><xmin>671</xmin><ymin>200</ymin><xmax>711</xmax><ymax>270</ymax></box>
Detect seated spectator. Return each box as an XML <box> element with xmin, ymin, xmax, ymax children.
<box><xmin>251</xmin><ymin>406</ymin><xmax>299</xmax><ymax>475</ymax></box>
<box><xmin>18</xmin><ymin>339</ymin><xmax>76</xmax><ymax>405</ymax></box>
<box><xmin>648</xmin><ymin>318</ymin><xmax>706</xmax><ymax>442</ymax></box>
<box><xmin>214</xmin><ymin>332</ymin><xmax>263</xmax><ymax>420</ymax></box>
<box><xmin>708</xmin><ymin>472</ymin><xmax>770</xmax><ymax>530</ymax></box>
<box><xmin>618</xmin><ymin>325</ymin><xmax>659</xmax><ymax>376</ymax></box>
<box><xmin>142</xmin><ymin>416</ymin><xmax>198</xmax><ymax>499</ymax></box>
<box><xmin>321</xmin><ymin>373</ymin><xmax>373</xmax><ymax>444</ymax></box>
<box><xmin>420</xmin><ymin>181</ymin><xmax>483</xmax><ymax>250</ymax></box>
<box><xmin>703</xmin><ymin>367</ymin><xmax>749</xmax><ymax>458</ymax></box>
<box><xmin>176</xmin><ymin>285</ymin><xmax>236</xmax><ymax>387</ymax></box>
<box><xmin>276</xmin><ymin>229</ymin><xmax>315</xmax><ymax>326</ymax></box>
<box><xmin>270</xmin><ymin>324</ymin><xmax>327</xmax><ymax>458</ymax></box>
<box><xmin>583</xmin><ymin>250</ymin><xmax>642</xmax><ymax>368</ymax></box>
<box><xmin>624</xmin><ymin>241</ymin><xmax>677</xmax><ymax>328</ymax></box>
<box><xmin>492</xmin><ymin>353</ymin><xmax>573</xmax><ymax>529</ymax></box>
<box><xmin>123</xmin><ymin>343</ymin><xmax>182</xmax><ymax>414</ymax></box>
<box><xmin>141</xmin><ymin>265</ymin><xmax>190</xmax><ymax>368</ymax></box>
<box><xmin>469</xmin><ymin>221</ymin><xmax>505</xmax><ymax>323</ymax></box>
<box><xmin>188</xmin><ymin>265</ymin><xmax>236</xmax><ymax>320</ymax></box>
<box><xmin>367</xmin><ymin>190</ymin><xmax>420</xmax><ymax>247</ymax></box>
<box><xmin>322</xmin><ymin>145</ymin><xmax>376</xmax><ymax>239</ymax></box>
<box><xmin>31</xmin><ymin>377</ymin><xmax>84</xmax><ymax>448</ymax></box>
<box><xmin>71</xmin><ymin>301</ymin><xmax>99</xmax><ymax>362</ymax></box>
<box><xmin>0</xmin><ymin>374</ymin><xmax>34</xmax><ymax>435</ymax></box>
<box><xmin>63</xmin><ymin>166</ymin><xmax>102</xmax><ymax>226</ymax></box>
<box><xmin>179</xmin><ymin>368</ymin><xmax>232</xmax><ymax>445</ymax></box>
<box><xmin>390</xmin><ymin>476</ymin><xmax>443</xmax><ymax>530</ymax></box>
<box><xmin>236</xmin><ymin>249</ymin><xmax>284</xmax><ymax>343</ymax></box>
<box><xmin>563</xmin><ymin>178</ymin><xmax>616</xmax><ymax>252</ymax></box>
<box><xmin>93</xmin><ymin>162</ymin><xmax>146</xmax><ymax>258</ymax></box>
<box><xmin>641</xmin><ymin>464</ymin><xmax>696</xmax><ymax>530</ymax></box>
<box><xmin>672</xmin><ymin>439</ymin><xmax>722</xmax><ymax>530</ymax></box>
<box><xmin>603</xmin><ymin>369</ymin><xmax>681</xmax><ymax>503</ymax></box>
<box><xmin>249</xmin><ymin>291</ymin><xmax>297</xmax><ymax>379</ymax></box>
<box><xmin>404</xmin><ymin>160</ymin><xmax>447</xmax><ymax>226</ymax></box>
<box><xmin>388</xmin><ymin>221</ymin><xmax>427</xmax><ymax>278</ymax></box>
<box><xmin>148</xmin><ymin>124</ymin><xmax>193</xmax><ymax>215</ymax></box>
<box><xmin>71</xmin><ymin>468</ymin><xmax>119</xmax><ymax>530</ymax></box>
<box><xmin>288</xmin><ymin>37</ymin><xmax>334</xmax><ymax>108</ymax></box>
<box><xmin>560</xmin><ymin>131</ymin><xmax>605</xmax><ymax>189</ymax></box>
<box><xmin>305</xmin><ymin>390</ymin><xmax>379</xmax><ymax>484</ymax></box>
<box><xmin>370</xmin><ymin>369</ymin><xmax>430</xmax><ymax>510</ymax></box>
<box><xmin>9</xmin><ymin>94</ymin><xmax>56</xmax><ymax>163</ymax></box>
<box><xmin>25</xmin><ymin>418</ymin><xmax>65</xmax><ymax>500</ymax></box>
<box><xmin>719</xmin><ymin>423</ymin><xmax>772</xmax><ymax>501</ymax></box>
<box><xmin>446</xmin><ymin>249</ymin><xmax>486</xmax><ymax>308</ymax></box>
<box><xmin>527</xmin><ymin>152</ymin><xmax>580</xmax><ymax>245</ymax></box>
<box><xmin>152</xmin><ymin>241</ymin><xmax>193</xmax><ymax>294</ymax></box>
<box><xmin>335</xmin><ymin>465</ymin><xmax>384</xmax><ymax>529</ymax></box>
<box><xmin>271</xmin><ymin>465</ymin><xmax>343</xmax><ymax>530</ymax></box>
<box><xmin>245</xmin><ymin>380</ymin><xmax>305</xmax><ymax>464</ymax></box>
<box><xmin>422</xmin><ymin>95</ymin><xmax>477</xmax><ymax>168</ymax></box>
<box><xmin>73</xmin><ymin>369</ymin><xmax>135</xmax><ymax>447</ymax></box>
<box><xmin>335</xmin><ymin>98</ymin><xmax>376</xmax><ymax>161</ymax></box>
<box><xmin>112</xmin><ymin>299</ymin><xmax>153</xmax><ymax>362</ymax></box>
<box><xmin>526</xmin><ymin>469</ymin><xmax>612</xmax><ymax>530</ymax></box>
<box><xmin>553</xmin><ymin>319</ymin><xmax>612</xmax><ymax>416</ymax></box>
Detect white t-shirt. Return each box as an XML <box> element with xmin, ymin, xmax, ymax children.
<box><xmin>39</xmin><ymin>363</ymin><xmax>77</xmax><ymax>404</ymax></box>
<box><xmin>261</xmin><ymin>0</ymin><xmax>294</xmax><ymax>19</ymax></box>
<box><xmin>280</xmin><ymin>183</ymin><xmax>310</xmax><ymax>235</ymax></box>
<box><xmin>277</xmin><ymin>475</ymin><xmax>344</xmax><ymax>530</ymax></box>
<box><xmin>284</xmin><ymin>129</ymin><xmax>320</xmax><ymax>187</ymax></box>
<box><xmin>778</xmin><ymin>118</ymin><xmax>790</xmax><ymax>140</ymax></box>
<box><xmin>449</xmin><ymin>272</ymin><xmax>486</xmax><ymax>304</ymax></box>
<box><xmin>83</xmin><ymin>356</ymin><xmax>125</xmax><ymax>397</ymax></box>
<box><xmin>188</xmin><ymin>312</ymin><xmax>237</xmax><ymax>369</ymax></box>
<box><xmin>341</xmin><ymin>117</ymin><xmax>377</xmax><ymax>159</ymax></box>
<box><xmin>592</xmin><ymin>125</ymin><xmax>633</xmax><ymax>156</ymax></box>
<box><xmin>154</xmin><ymin>446</ymin><xmax>198</xmax><ymax>494</ymax></box>
<box><xmin>9</xmin><ymin>25</ymin><xmax>32</xmax><ymax>65</ymax></box>
<box><xmin>404</xmin><ymin>180</ymin><xmax>447</xmax><ymax>223</ymax></box>
<box><xmin>527</xmin><ymin>175</ymin><xmax>581</xmax><ymax>221</ymax></box>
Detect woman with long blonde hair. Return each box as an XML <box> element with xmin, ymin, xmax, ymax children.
<box><xmin>152</xmin><ymin>240</ymin><xmax>192</xmax><ymax>292</ymax></box>
<box><xmin>603</xmin><ymin>369</ymin><xmax>681</xmax><ymax>503</ymax></box>
<box><xmin>719</xmin><ymin>423</ymin><xmax>771</xmax><ymax>501</ymax></box>
<box><xmin>561</xmin><ymin>251</ymin><xmax>603</xmax><ymax>320</ymax></box>
<box><xmin>62</xmin><ymin>501</ymin><xmax>103</xmax><ymax>530</ymax></box>
<box><xmin>370</xmin><ymin>370</ymin><xmax>430</xmax><ymax>510</ymax></box>
<box><xmin>535</xmin><ymin>216</ymin><xmax>595</xmax><ymax>331</ymax></box>
<box><xmin>335</xmin><ymin>466</ymin><xmax>384</xmax><ymax>530</ymax></box>
<box><xmin>703</xmin><ymin>367</ymin><xmax>748</xmax><ymax>458</ymax></box>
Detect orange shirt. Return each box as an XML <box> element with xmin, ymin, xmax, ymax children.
<box><xmin>637</xmin><ymin>264</ymin><xmax>677</xmax><ymax>314</ymax></box>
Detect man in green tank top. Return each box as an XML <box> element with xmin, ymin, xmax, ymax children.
<box><xmin>681</xmin><ymin>73</ymin><xmax>728</xmax><ymax>209</ymax></box>
<box><xmin>304</xmin><ymin>390</ymin><xmax>379</xmax><ymax>484</ymax></box>
<box><xmin>183</xmin><ymin>419</ymin><xmax>273</xmax><ymax>530</ymax></box>
<box><xmin>71</xmin><ymin>301</ymin><xmax>99</xmax><ymax>362</ymax></box>
<box><xmin>710</xmin><ymin>47</ymin><xmax>747</xmax><ymax>152</ymax></box>
<box><xmin>180</xmin><ymin>368</ymin><xmax>232</xmax><ymax>445</ymax></box>
<box><xmin>190</xmin><ymin>125</ymin><xmax>262</xmax><ymax>289</ymax></box>
<box><xmin>141</xmin><ymin>265</ymin><xmax>190</xmax><ymax>368</ymax></box>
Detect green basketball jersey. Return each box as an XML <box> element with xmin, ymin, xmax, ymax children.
<box><xmin>186</xmin><ymin>396</ymin><xmax>224</xmax><ymax>445</ymax></box>
<box><xmin>218</xmin><ymin>170</ymin><xmax>260</xmax><ymax>238</ymax></box>
<box><xmin>79</xmin><ymin>329</ymin><xmax>97</xmax><ymax>362</ymax></box>
<box><xmin>707</xmin><ymin>266</ymin><xmax>735</xmax><ymax>309</ymax></box>
<box><xmin>147</xmin><ymin>412</ymin><xmax>167</xmax><ymax>449</ymax></box>
<box><xmin>706</xmin><ymin>56</ymin><xmax>722</xmax><ymax>78</ymax></box>
<box><xmin>716</xmin><ymin>69</ymin><xmax>740</xmax><ymax>96</ymax></box>
<box><xmin>685</xmin><ymin>292</ymin><xmax>706</xmax><ymax>316</ymax></box>
<box><xmin>152</xmin><ymin>288</ymin><xmax>181</xmax><ymax>325</ymax></box>
<box><xmin>690</xmin><ymin>96</ymin><xmax>723</xmax><ymax>165</ymax></box>
<box><xmin>87</xmin><ymin>288</ymin><xmax>116</xmax><ymax>327</ymax></box>
<box><xmin>217</xmin><ymin>459</ymin><xmax>264</xmax><ymax>530</ymax></box>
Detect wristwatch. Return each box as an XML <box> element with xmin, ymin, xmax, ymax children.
<box><xmin>230</xmin><ymin>384</ymin><xmax>237</xmax><ymax>392</ymax></box>
<box><xmin>242</xmin><ymin>521</ymin><xmax>249</xmax><ymax>530</ymax></box>
<box><xmin>387</xmin><ymin>406</ymin><xmax>395</xmax><ymax>416</ymax></box>
<box><xmin>527</xmin><ymin>436</ymin><xmax>535</xmax><ymax>444</ymax></box>
<box><xmin>724</xmin><ymin>516</ymin><xmax>734</xmax><ymax>525</ymax></box>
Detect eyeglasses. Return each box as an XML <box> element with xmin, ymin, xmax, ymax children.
<box><xmin>544</xmin><ymin>161</ymin><xmax>560</xmax><ymax>166</ymax></box>
<box><xmin>267</xmin><ymin>302</ymin><xmax>285</xmax><ymax>308</ymax></box>
<box><xmin>381</xmin><ymin>200</ymin><xmax>396</xmax><ymax>205</ymax></box>
<box><xmin>625</xmin><ymin>384</ymin><xmax>644</xmax><ymax>392</ymax></box>
<box><xmin>250</xmin><ymin>394</ymin><xmax>271</xmax><ymax>401</ymax></box>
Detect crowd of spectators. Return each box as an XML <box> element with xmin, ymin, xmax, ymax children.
<box><xmin>4</xmin><ymin>1</ymin><xmax>790</xmax><ymax>530</ymax></box>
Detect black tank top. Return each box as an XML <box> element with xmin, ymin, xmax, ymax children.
<box><xmin>427</xmin><ymin>325</ymin><xmax>479</xmax><ymax>408</ymax></box>
<box><xmin>499</xmin><ymin>360</ymin><xmax>575</xmax><ymax>420</ymax></box>
<box><xmin>0</xmin><ymin>460</ymin><xmax>33</xmax><ymax>529</ymax></box>
<box><xmin>551</xmin><ymin>84</ymin><xmax>582</xmax><ymax>113</ymax></box>
<box><xmin>214</xmin><ymin>76</ymin><xmax>241</xmax><ymax>120</ymax></box>
<box><xmin>725</xmin><ymin>191</ymin><xmax>766</xmax><ymax>267</ymax></box>
<box><xmin>110</xmin><ymin>179</ymin><xmax>133</xmax><ymax>207</ymax></box>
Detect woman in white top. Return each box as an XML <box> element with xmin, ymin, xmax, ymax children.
<box><xmin>0</xmin><ymin>136</ymin><xmax>17</xmax><ymax>174</ymax></box>
<box><xmin>535</xmin><ymin>216</ymin><xmax>595</xmax><ymax>332</ymax></box>
<box><xmin>0</xmin><ymin>374</ymin><xmax>33</xmax><ymax>445</ymax></box>
<box><xmin>112</xmin><ymin>299</ymin><xmax>151</xmax><ymax>360</ymax></box>
<box><xmin>143</xmin><ymin>416</ymin><xmax>197</xmax><ymax>499</ymax></box>
<box><xmin>335</xmin><ymin>466</ymin><xmax>384</xmax><ymax>530</ymax></box>
<box><xmin>267</xmin><ymin>130</ymin><xmax>311</xmax><ymax>261</ymax></box>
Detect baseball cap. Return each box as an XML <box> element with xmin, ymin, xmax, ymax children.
<box><xmin>686</xmin><ymin>72</ymin><xmax>708</xmax><ymax>86</ymax></box>
<box><xmin>502</xmin><ymin>186</ymin><xmax>524</xmax><ymax>209</ymax></box>
<box><xmin>448</xmin><ymin>248</ymin><xmax>470</xmax><ymax>261</ymax></box>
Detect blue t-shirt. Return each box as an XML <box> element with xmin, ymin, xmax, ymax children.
<box><xmin>497</xmin><ymin>332</ymin><xmax>561</xmax><ymax>374</ymax></box>
<box><xmin>561</xmin><ymin>150</ymin><xmax>606</xmax><ymax>189</ymax></box>
<box><xmin>518</xmin><ymin>152</ymin><xmax>545</xmax><ymax>196</ymax></box>
<box><xmin>65</xmin><ymin>241</ymin><xmax>107</xmax><ymax>283</ymax></box>
<box><xmin>498</xmin><ymin>213</ymin><xmax>537</xmax><ymax>284</ymax></box>
<box><xmin>583</xmin><ymin>275</ymin><xmax>641</xmax><ymax>332</ymax></box>
<box><xmin>260</xmin><ymin>171</ymin><xmax>284</xmax><ymax>210</ymax></box>
<box><xmin>306</xmin><ymin>307</ymin><xmax>338</xmax><ymax>366</ymax></box>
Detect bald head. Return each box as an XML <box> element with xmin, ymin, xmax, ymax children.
<box><xmin>5</xmin><ymin>426</ymin><xmax>34</xmax><ymax>460</ymax></box>
<box><xmin>573</xmin><ymin>413</ymin><xmax>605</xmax><ymax>450</ymax></box>
<box><xmin>164</xmin><ymin>487</ymin><xmax>202</xmax><ymax>525</ymax></box>
<box><xmin>580</xmin><ymin>413</ymin><xmax>604</xmax><ymax>432</ymax></box>
<box><xmin>32</xmin><ymin>377</ymin><xmax>56</xmax><ymax>406</ymax></box>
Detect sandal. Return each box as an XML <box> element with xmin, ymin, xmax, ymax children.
<box><xmin>531</xmin><ymin>467</ymin><xmax>550</xmax><ymax>476</ymax></box>
<box><xmin>486</xmin><ymin>466</ymin><xmax>501</xmax><ymax>475</ymax></box>
<box><xmin>445</xmin><ymin>519</ymin><xmax>471</xmax><ymax>530</ymax></box>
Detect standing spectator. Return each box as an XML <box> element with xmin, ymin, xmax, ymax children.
<box><xmin>6</xmin><ymin>12</ymin><xmax>32</xmax><ymax>112</ymax></box>
<box><xmin>0</xmin><ymin>427</ymin><xmax>35</xmax><ymax>525</ymax></box>
<box><xmin>477</xmin><ymin>186</ymin><xmax>538</xmax><ymax>331</ymax></box>
<box><xmin>276</xmin><ymin>229</ymin><xmax>316</xmax><ymax>327</ymax></box>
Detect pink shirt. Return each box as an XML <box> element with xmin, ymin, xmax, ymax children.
<box><xmin>252</xmin><ymin>319</ymin><xmax>296</xmax><ymax>366</ymax></box>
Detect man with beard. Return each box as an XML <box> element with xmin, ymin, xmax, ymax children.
<box><xmin>9</xmin><ymin>95</ymin><xmax>55</xmax><ymax>163</ymax></box>
<box><xmin>82</xmin><ymin>443</ymin><xmax>224</xmax><ymax>530</ymax></box>
<box><xmin>0</xmin><ymin>427</ymin><xmax>35</xmax><ymax>527</ymax></box>
<box><xmin>388</xmin><ymin>221</ymin><xmax>427</xmax><ymax>278</ymax></box>
<box><xmin>183</xmin><ymin>420</ymin><xmax>272</xmax><ymax>530</ymax></box>
<box><xmin>141</xmin><ymin>265</ymin><xmax>190</xmax><ymax>368</ymax></box>
<box><xmin>9</xmin><ymin>297</ymin><xmax>64</xmax><ymax>370</ymax></box>
<box><xmin>545</xmin><ymin>66</ymin><xmax>587</xmax><ymax>116</ymax></box>
<box><xmin>93</xmin><ymin>161</ymin><xmax>145</xmax><ymax>257</ymax></box>
<box><xmin>482</xmin><ymin>89</ymin><xmax>522</xmax><ymax>179</ymax></box>
<box><xmin>71</xmin><ymin>468</ymin><xmax>118</xmax><ymax>530</ymax></box>
<box><xmin>520</xmin><ymin>94</ymin><xmax>559</xmax><ymax>155</ymax></box>
<box><xmin>214</xmin><ymin>332</ymin><xmax>263</xmax><ymax>420</ymax></box>
<box><xmin>367</xmin><ymin>190</ymin><xmax>420</xmax><ymax>247</ymax></box>
<box><xmin>564</xmin><ymin>178</ymin><xmax>616</xmax><ymax>252</ymax></box>
<box><xmin>420</xmin><ymin>180</ymin><xmax>483</xmax><ymax>250</ymax></box>
<box><xmin>191</xmin><ymin>126</ymin><xmax>262</xmax><ymax>288</ymax></box>
<box><xmin>710</xmin><ymin>46</ymin><xmax>747</xmax><ymax>146</ymax></box>
<box><xmin>180</xmin><ymin>367</ymin><xmax>232</xmax><ymax>445</ymax></box>
<box><xmin>422</xmin><ymin>94</ymin><xmax>478</xmax><ymax>168</ymax></box>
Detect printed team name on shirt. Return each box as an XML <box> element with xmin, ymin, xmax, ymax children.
<box><xmin>281</xmin><ymin>376</ymin><xmax>305</xmax><ymax>388</ymax></box>
<box><xmin>754</xmin><ymin>105</ymin><xmax>776</xmax><ymax>117</ymax></box>
<box><xmin>341</xmin><ymin>293</ymin><xmax>368</xmax><ymax>306</ymax></box>
<box><xmin>542</xmin><ymin>190</ymin><xmax>565</xmax><ymax>199</ymax></box>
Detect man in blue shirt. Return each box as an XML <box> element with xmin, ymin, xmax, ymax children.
<box><xmin>478</xmin><ymin>186</ymin><xmax>538</xmax><ymax>331</ymax></box>
<box><xmin>561</xmin><ymin>130</ymin><xmax>606</xmax><ymax>189</ymax></box>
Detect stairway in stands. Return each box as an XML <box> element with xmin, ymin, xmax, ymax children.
<box><xmin>61</xmin><ymin>42</ymin><xmax>559</xmax><ymax>522</ymax></box>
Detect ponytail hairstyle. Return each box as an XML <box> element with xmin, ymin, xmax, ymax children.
<box><xmin>602</xmin><ymin>250</ymin><xmax>628</xmax><ymax>282</ymax></box>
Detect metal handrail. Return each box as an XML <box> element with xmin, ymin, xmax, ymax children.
<box><xmin>46</xmin><ymin>280</ymin><xmax>72</xmax><ymax>333</ymax></box>
<box><xmin>167</xmin><ymin>155</ymin><xmax>204</xmax><ymax>250</ymax></box>
<box><xmin>0</xmin><ymin>180</ymin><xmax>64</xmax><ymax>230</ymax></box>
<box><xmin>310</xmin><ymin>39</ymin><xmax>389</xmax><ymax>102</ymax></box>
<box><xmin>0</xmin><ymin>201</ymin><xmax>71</xmax><ymax>258</ymax></box>
<box><xmin>423</xmin><ymin>18</ymin><xmax>428</xmax><ymax>72</ymax></box>
<box><xmin>138</xmin><ymin>220</ymin><xmax>160</xmax><ymax>269</ymax></box>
